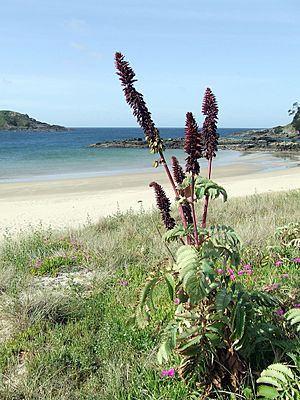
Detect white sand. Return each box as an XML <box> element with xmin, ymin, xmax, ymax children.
<box><xmin>1</xmin><ymin>152</ymin><xmax>299</xmax><ymax>237</ymax></box>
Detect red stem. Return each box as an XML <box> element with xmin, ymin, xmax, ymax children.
<box><xmin>201</xmin><ymin>157</ymin><xmax>212</xmax><ymax>228</ymax></box>
<box><xmin>159</xmin><ymin>150</ymin><xmax>191</xmax><ymax>244</ymax></box>
<box><xmin>191</xmin><ymin>174</ymin><xmax>199</xmax><ymax>246</ymax></box>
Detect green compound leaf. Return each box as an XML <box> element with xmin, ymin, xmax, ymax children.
<box><xmin>285</xmin><ymin>308</ymin><xmax>300</xmax><ymax>332</ymax></box>
<box><xmin>194</xmin><ymin>176</ymin><xmax>227</xmax><ymax>202</ymax></box>
<box><xmin>157</xmin><ymin>321</ymin><xmax>178</xmax><ymax>364</ymax></box>
<box><xmin>174</xmin><ymin>246</ymin><xmax>213</xmax><ymax>304</ymax></box>
<box><xmin>163</xmin><ymin>224</ymin><xmax>186</xmax><ymax>242</ymax></box>
<box><xmin>261</xmin><ymin>369</ymin><xmax>288</xmax><ymax>385</ymax></box>
<box><xmin>268</xmin><ymin>363</ymin><xmax>294</xmax><ymax>379</ymax></box>
<box><xmin>256</xmin><ymin>376</ymin><xmax>282</xmax><ymax>389</ymax></box>
<box><xmin>139</xmin><ymin>277</ymin><xmax>159</xmax><ymax>308</ymax></box>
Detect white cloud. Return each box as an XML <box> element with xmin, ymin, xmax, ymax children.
<box><xmin>70</xmin><ymin>41</ymin><xmax>102</xmax><ymax>60</ymax></box>
<box><xmin>64</xmin><ymin>18</ymin><xmax>89</xmax><ymax>33</ymax></box>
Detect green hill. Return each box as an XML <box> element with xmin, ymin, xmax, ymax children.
<box><xmin>0</xmin><ymin>110</ymin><xmax>67</xmax><ymax>131</ymax></box>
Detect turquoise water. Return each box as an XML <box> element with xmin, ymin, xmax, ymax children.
<box><xmin>0</xmin><ymin>127</ymin><xmax>259</xmax><ymax>182</ymax></box>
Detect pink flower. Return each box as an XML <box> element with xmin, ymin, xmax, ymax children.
<box><xmin>243</xmin><ymin>264</ymin><xmax>251</xmax><ymax>270</ymax></box>
<box><xmin>160</xmin><ymin>368</ymin><xmax>175</xmax><ymax>377</ymax></box>
<box><xmin>237</xmin><ymin>270</ymin><xmax>244</xmax><ymax>276</ymax></box>
<box><xmin>276</xmin><ymin>309</ymin><xmax>284</xmax><ymax>316</ymax></box>
<box><xmin>294</xmin><ymin>303</ymin><xmax>300</xmax><ymax>308</ymax></box>
<box><xmin>275</xmin><ymin>261</ymin><xmax>283</xmax><ymax>266</ymax></box>
<box><xmin>217</xmin><ymin>268</ymin><xmax>224</xmax><ymax>275</ymax></box>
<box><xmin>293</xmin><ymin>258</ymin><xmax>300</xmax><ymax>263</ymax></box>
<box><xmin>271</xmin><ymin>283</ymin><xmax>280</xmax><ymax>288</ymax></box>
<box><xmin>228</xmin><ymin>268</ymin><xmax>234</xmax><ymax>275</ymax></box>
<box><xmin>246</xmin><ymin>269</ymin><xmax>253</xmax><ymax>275</ymax></box>
<box><xmin>174</xmin><ymin>298</ymin><xmax>180</xmax><ymax>305</ymax></box>
<box><xmin>117</xmin><ymin>281</ymin><xmax>128</xmax><ymax>286</ymax></box>
<box><xmin>230</xmin><ymin>274</ymin><xmax>236</xmax><ymax>281</ymax></box>
<box><xmin>281</xmin><ymin>273</ymin><xmax>289</xmax><ymax>278</ymax></box>
<box><xmin>176</xmin><ymin>288</ymin><xmax>181</xmax><ymax>294</ymax></box>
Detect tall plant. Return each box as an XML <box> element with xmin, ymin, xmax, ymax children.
<box><xmin>115</xmin><ymin>53</ymin><xmax>289</xmax><ymax>396</ymax></box>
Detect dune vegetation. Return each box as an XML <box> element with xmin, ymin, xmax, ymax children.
<box><xmin>0</xmin><ymin>190</ymin><xmax>299</xmax><ymax>399</ymax></box>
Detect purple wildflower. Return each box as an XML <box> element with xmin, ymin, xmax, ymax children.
<box><xmin>294</xmin><ymin>303</ymin><xmax>300</xmax><ymax>308</ymax></box>
<box><xmin>228</xmin><ymin>268</ymin><xmax>234</xmax><ymax>275</ymax></box>
<box><xmin>272</xmin><ymin>283</ymin><xmax>280</xmax><ymax>288</ymax></box>
<box><xmin>281</xmin><ymin>273</ymin><xmax>289</xmax><ymax>278</ymax></box>
<box><xmin>117</xmin><ymin>281</ymin><xmax>129</xmax><ymax>286</ymax></box>
<box><xmin>293</xmin><ymin>258</ymin><xmax>300</xmax><ymax>263</ymax></box>
<box><xmin>160</xmin><ymin>368</ymin><xmax>175</xmax><ymax>377</ymax></box>
<box><xmin>276</xmin><ymin>309</ymin><xmax>284</xmax><ymax>316</ymax></box>
<box><xmin>246</xmin><ymin>269</ymin><xmax>253</xmax><ymax>275</ymax></box>
<box><xmin>230</xmin><ymin>274</ymin><xmax>236</xmax><ymax>281</ymax></box>
<box><xmin>217</xmin><ymin>268</ymin><xmax>224</xmax><ymax>275</ymax></box>
<box><xmin>243</xmin><ymin>264</ymin><xmax>251</xmax><ymax>270</ymax></box>
<box><xmin>237</xmin><ymin>270</ymin><xmax>244</xmax><ymax>276</ymax></box>
<box><xmin>174</xmin><ymin>298</ymin><xmax>180</xmax><ymax>305</ymax></box>
<box><xmin>275</xmin><ymin>261</ymin><xmax>283</xmax><ymax>266</ymax></box>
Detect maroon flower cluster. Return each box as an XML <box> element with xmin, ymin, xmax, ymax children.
<box><xmin>184</xmin><ymin>112</ymin><xmax>202</xmax><ymax>175</ymax></box>
<box><xmin>202</xmin><ymin>88</ymin><xmax>219</xmax><ymax>159</ymax></box>
<box><xmin>149</xmin><ymin>182</ymin><xmax>175</xmax><ymax>230</ymax></box>
<box><xmin>171</xmin><ymin>156</ymin><xmax>185</xmax><ymax>185</ymax></box>
<box><xmin>115</xmin><ymin>52</ymin><xmax>163</xmax><ymax>152</ymax></box>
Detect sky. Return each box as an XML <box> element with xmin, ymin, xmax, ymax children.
<box><xmin>0</xmin><ymin>0</ymin><xmax>299</xmax><ymax>128</ymax></box>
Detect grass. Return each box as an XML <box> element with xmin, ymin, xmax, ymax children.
<box><xmin>0</xmin><ymin>190</ymin><xmax>299</xmax><ymax>399</ymax></box>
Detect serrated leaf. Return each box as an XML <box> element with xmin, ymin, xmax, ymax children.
<box><xmin>216</xmin><ymin>288</ymin><xmax>232</xmax><ymax>314</ymax></box>
<box><xmin>231</xmin><ymin>301</ymin><xmax>246</xmax><ymax>344</ymax></box>
<box><xmin>157</xmin><ymin>342</ymin><xmax>169</xmax><ymax>364</ymax></box>
<box><xmin>140</xmin><ymin>277</ymin><xmax>159</xmax><ymax>308</ymax></box>
<box><xmin>261</xmin><ymin>369</ymin><xmax>288</xmax><ymax>384</ymax></box>
<box><xmin>257</xmin><ymin>385</ymin><xmax>279</xmax><ymax>399</ymax></box>
<box><xmin>256</xmin><ymin>376</ymin><xmax>282</xmax><ymax>389</ymax></box>
<box><xmin>164</xmin><ymin>273</ymin><xmax>175</xmax><ymax>300</ymax></box>
<box><xmin>163</xmin><ymin>225</ymin><xmax>186</xmax><ymax>242</ymax></box>
<box><xmin>178</xmin><ymin>335</ymin><xmax>201</xmax><ymax>351</ymax></box>
<box><xmin>268</xmin><ymin>364</ymin><xmax>294</xmax><ymax>379</ymax></box>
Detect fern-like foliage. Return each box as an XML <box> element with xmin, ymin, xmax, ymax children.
<box><xmin>174</xmin><ymin>246</ymin><xmax>217</xmax><ymax>304</ymax></box>
<box><xmin>257</xmin><ymin>363</ymin><xmax>300</xmax><ymax>399</ymax></box>
<box><xmin>285</xmin><ymin>308</ymin><xmax>300</xmax><ymax>333</ymax></box>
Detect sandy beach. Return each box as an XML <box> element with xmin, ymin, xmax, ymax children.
<box><xmin>0</xmin><ymin>152</ymin><xmax>299</xmax><ymax>237</ymax></box>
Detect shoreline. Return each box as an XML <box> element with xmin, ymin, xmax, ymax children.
<box><xmin>0</xmin><ymin>152</ymin><xmax>300</xmax><ymax>237</ymax></box>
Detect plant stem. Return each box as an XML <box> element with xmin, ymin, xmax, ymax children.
<box><xmin>201</xmin><ymin>157</ymin><xmax>212</xmax><ymax>228</ymax></box>
<box><xmin>191</xmin><ymin>174</ymin><xmax>199</xmax><ymax>246</ymax></box>
<box><xmin>159</xmin><ymin>150</ymin><xmax>191</xmax><ymax>244</ymax></box>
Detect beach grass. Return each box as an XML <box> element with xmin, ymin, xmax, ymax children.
<box><xmin>0</xmin><ymin>190</ymin><xmax>299</xmax><ymax>399</ymax></box>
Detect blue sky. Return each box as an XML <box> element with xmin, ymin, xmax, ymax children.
<box><xmin>0</xmin><ymin>0</ymin><xmax>299</xmax><ymax>127</ymax></box>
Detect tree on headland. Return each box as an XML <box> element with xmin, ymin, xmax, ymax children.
<box><xmin>288</xmin><ymin>102</ymin><xmax>300</xmax><ymax>132</ymax></box>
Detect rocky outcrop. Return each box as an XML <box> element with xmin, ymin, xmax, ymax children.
<box><xmin>0</xmin><ymin>110</ymin><xmax>68</xmax><ymax>131</ymax></box>
<box><xmin>89</xmin><ymin>136</ymin><xmax>300</xmax><ymax>153</ymax></box>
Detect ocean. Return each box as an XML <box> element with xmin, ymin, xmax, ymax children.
<box><xmin>0</xmin><ymin>127</ymin><xmax>259</xmax><ymax>183</ymax></box>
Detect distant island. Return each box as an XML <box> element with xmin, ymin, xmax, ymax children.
<box><xmin>0</xmin><ymin>111</ymin><xmax>68</xmax><ymax>131</ymax></box>
<box><xmin>89</xmin><ymin>104</ymin><xmax>300</xmax><ymax>153</ymax></box>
